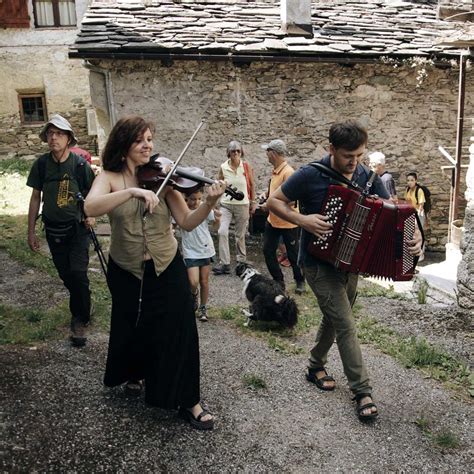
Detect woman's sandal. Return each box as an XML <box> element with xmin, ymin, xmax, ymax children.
<box><xmin>353</xmin><ymin>393</ymin><xmax>379</xmax><ymax>422</ymax></box>
<box><xmin>124</xmin><ymin>380</ymin><xmax>144</xmax><ymax>396</ymax></box>
<box><xmin>305</xmin><ymin>367</ymin><xmax>336</xmax><ymax>391</ymax></box>
<box><xmin>178</xmin><ymin>407</ymin><xmax>214</xmax><ymax>431</ymax></box>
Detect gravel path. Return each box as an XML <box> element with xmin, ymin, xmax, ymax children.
<box><xmin>0</xmin><ymin>246</ymin><xmax>473</xmax><ymax>471</ymax></box>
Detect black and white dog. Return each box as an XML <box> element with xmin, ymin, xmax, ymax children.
<box><xmin>235</xmin><ymin>262</ymin><xmax>298</xmax><ymax>328</ymax></box>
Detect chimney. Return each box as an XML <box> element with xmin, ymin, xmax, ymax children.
<box><xmin>281</xmin><ymin>0</ymin><xmax>313</xmax><ymax>38</ymax></box>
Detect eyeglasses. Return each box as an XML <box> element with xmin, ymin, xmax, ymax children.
<box><xmin>46</xmin><ymin>130</ymin><xmax>67</xmax><ymax>138</ymax></box>
<box><xmin>230</xmin><ymin>149</ymin><xmax>242</xmax><ymax>154</ymax></box>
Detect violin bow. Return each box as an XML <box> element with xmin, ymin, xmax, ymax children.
<box><xmin>153</xmin><ymin>120</ymin><xmax>206</xmax><ymax>198</ymax></box>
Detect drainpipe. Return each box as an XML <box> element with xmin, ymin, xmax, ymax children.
<box><xmin>82</xmin><ymin>60</ymin><xmax>117</xmax><ymax>126</ymax></box>
<box><xmin>452</xmin><ymin>51</ymin><xmax>467</xmax><ymax>229</ymax></box>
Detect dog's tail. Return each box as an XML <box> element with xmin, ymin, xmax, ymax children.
<box><xmin>274</xmin><ymin>294</ymin><xmax>298</xmax><ymax>328</ymax></box>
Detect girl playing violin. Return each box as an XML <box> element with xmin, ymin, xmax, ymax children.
<box><xmin>84</xmin><ymin>115</ymin><xmax>226</xmax><ymax>430</ymax></box>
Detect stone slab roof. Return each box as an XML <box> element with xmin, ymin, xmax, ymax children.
<box><xmin>70</xmin><ymin>0</ymin><xmax>465</xmax><ymax>62</ymax></box>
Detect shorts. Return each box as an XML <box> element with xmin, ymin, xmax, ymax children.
<box><xmin>184</xmin><ymin>257</ymin><xmax>213</xmax><ymax>269</ymax></box>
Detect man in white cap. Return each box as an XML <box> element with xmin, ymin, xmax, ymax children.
<box><xmin>260</xmin><ymin>139</ymin><xmax>305</xmax><ymax>294</ymax></box>
<box><xmin>368</xmin><ymin>151</ymin><xmax>398</xmax><ymax>202</ymax></box>
<box><xmin>26</xmin><ymin>114</ymin><xmax>96</xmax><ymax>347</ymax></box>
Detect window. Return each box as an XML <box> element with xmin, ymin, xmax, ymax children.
<box><xmin>19</xmin><ymin>94</ymin><xmax>47</xmax><ymax>125</ymax></box>
<box><xmin>33</xmin><ymin>0</ymin><xmax>77</xmax><ymax>27</ymax></box>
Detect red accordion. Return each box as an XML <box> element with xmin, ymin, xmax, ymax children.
<box><xmin>307</xmin><ymin>185</ymin><xmax>418</xmax><ymax>281</ymax></box>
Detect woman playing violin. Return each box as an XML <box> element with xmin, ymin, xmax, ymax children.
<box><xmin>84</xmin><ymin>115</ymin><xmax>226</xmax><ymax>430</ymax></box>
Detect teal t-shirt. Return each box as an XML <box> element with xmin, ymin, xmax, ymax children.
<box><xmin>27</xmin><ymin>152</ymin><xmax>95</xmax><ymax>223</ymax></box>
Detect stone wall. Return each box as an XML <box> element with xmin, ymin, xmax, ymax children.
<box><xmin>92</xmin><ymin>58</ymin><xmax>471</xmax><ymax>250</ymax></box>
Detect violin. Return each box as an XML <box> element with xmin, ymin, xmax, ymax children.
<box><xmin>137</xmin><ymin>155</ymin><xmax>244</xmax><ymax>201</ymax></box>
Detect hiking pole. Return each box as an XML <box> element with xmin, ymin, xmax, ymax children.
<box><xmin>76</xmin><ymin>192</ymin><xmax>108</xmax><ymax>277</ymax></box>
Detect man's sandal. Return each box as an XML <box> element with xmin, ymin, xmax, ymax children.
<box><xmin>306</xmin><ymin>367</ymin><xmax>336</xmax><ymax>391</ymax></box>
<box><xmin>353</xmin><ymin>393</ymin><xmax>378</xmax><ymax>422</ymax></box>
<box><xmin>124</xmin><ymin>380</ymin><xmax>144</xmax><ymax>396</ymax></box>
<box><xmin>178</xmin><ymin>407</ymin><xmax>214</xmax><ymax>431</ymax></box>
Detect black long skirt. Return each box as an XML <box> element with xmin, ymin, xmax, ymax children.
<box><xmin>104</xmin><ymin>252</ymin><xmax>200</xmax><ymax>410</ymax></box>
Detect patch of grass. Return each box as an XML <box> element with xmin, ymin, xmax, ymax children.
<box><xmin>0</xmin><ymin>303</ymin><xmax>69</xmax><ymax>344</ymax></box>
<box><xmin>433</xmin><ymin>430</ymin><xmax>461</xmax><ymax>449</ymax></box>
<box><xmin>400</xmin><ymin>336</ymin><xmax>448</xmax><ymax>367</ymax></box>
<box><xmin>415</xmin><ymin>415</ymin><xmax>461</xmax><ymax>449</ymax></box>
<box><xmin>469</xmin><ymin>373</ymin><xmax>474</xmax><ymax>397</ymax></box>
<box><xmin>0</xmin><ymin>157</ymin><xmax>34</xmax><ymax>175</ymax></box>
<box><xmin>415</xmin><ymin>414</ymin><xmax>431</xmax><ymax>432</ymax></box>
<box><xmin>0</xmin><ymin>215</ymin><xmax>56</xmax><ymax>275</ymax></box>
<box><xmin>0</xmin><ymin>214</ymin><xmax>112</xmax><ymax>344</ymax></box>
<box><xmin>357</xmin><ymin>315</ymin><xmax>472</xmax><ymax>397</ymax></box>
<box><xmin>218</xmin><ymin>306</ymin><xmax>241</xmax><ymax>321</ymax></box>
<box><xmin>242</xmin><ymin>373</ymin><xmax>267</xmax><ymax>390</ymax></box>
<box><xmin>417</xmin><ymin>279</ymin><xmax>428</xmax><ymax>304</ymax></box>
<box><xmin>358</xmin><ymin>280</ymin><xmax>406</xmax><ymax>299</ymax></box>
<box><xmin>267</xmin><ymin>333</ymin><xmax>303</xmax><ymax>355</ymax></box>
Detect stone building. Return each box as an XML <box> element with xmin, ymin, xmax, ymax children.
<box><xmin>0</xmin><ymin>0</ymin><xmax>96</xmax><ymax>159</ymax></box>
<box><xmin>69</xmin><ymin>0</ymin><xmax>472</xmax><ymax>250</ymax></box>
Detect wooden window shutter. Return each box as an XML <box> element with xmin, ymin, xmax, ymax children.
<box><xmin>0</xmin><ymin>0</ymin><xmax>30</xmax><ymax>28</ymax></box>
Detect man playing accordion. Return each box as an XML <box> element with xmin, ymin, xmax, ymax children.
<box><xmin>267</xmin><ymin>120</ymin><xmax>423</xmax><ymax>422</ymax></box>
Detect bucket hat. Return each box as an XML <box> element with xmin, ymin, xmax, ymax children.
<box><xmin>261</xmin><ymin>139</ymin><xmax>287</xmax><ymax>155</ymax></box>
<box><xmin>39</xmin><ymin>114</ymin><xmax>78</xmax><ymax>146</ymax></box>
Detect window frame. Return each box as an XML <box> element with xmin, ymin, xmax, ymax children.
<box><xmin>32</xmin><ymin>0</ymin><xmax>77</xmax><ymax>28</ymax></box>
<box><xmin>18</xmin><ymin>93</ymin><xmax>48</xmax><ymax>126</ymax></box>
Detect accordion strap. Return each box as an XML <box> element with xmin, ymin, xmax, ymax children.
<box><xmin>308</xmin><ymin>161</ymin><xmax>367</xmax><ymax>193</ymax></box>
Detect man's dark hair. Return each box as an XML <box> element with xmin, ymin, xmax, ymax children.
<box><xmin>406</xmin><ymin>171</ymin><xmax>418</xmax><ymax>180</ymax></box>
<box><xmin>102</xmin><ymin>115</ymin><xmax>155</xmax><ymax>172</ymax></box>
<box><xmin>329</xmin><ymin>120</ymin><xmax>368</xmax><ymax>151</ymax></box>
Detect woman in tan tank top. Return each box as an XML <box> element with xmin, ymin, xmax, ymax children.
<box><xmin>85</xmin><ymin>115</ymin><xmax>225</xmax><ymax>430</ymax></box>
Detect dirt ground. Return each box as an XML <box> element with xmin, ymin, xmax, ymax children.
<box><xmin>0</xmin><ymin>242</ymin><xmax>473</xmax><ymax>472</ymax></box>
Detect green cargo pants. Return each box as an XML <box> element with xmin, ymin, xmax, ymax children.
<box><xmin>303</xmin><ymin>262</ymin><xmax>372</xmax><ymax>396</ymax></box>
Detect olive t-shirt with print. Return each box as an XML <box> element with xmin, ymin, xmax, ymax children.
<box><xmin>27</xmin><ymin>152</ymin><xmax>95</xmax><ymax>223</ymax></box>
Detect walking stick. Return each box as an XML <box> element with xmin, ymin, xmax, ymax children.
<box><xmin>76</xmin><ymin>192</ymin><xmax>108</xmax><ymax>277</ymax></box>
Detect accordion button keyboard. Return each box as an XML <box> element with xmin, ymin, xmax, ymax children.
<box><xmin>312</xmin><ymin>196</ymin><xmax>343</xmax><ymax>249</ymax></box>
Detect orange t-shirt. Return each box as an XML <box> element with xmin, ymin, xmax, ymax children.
<box><xmin>267</xmin><ymin>161</ymin><xmax>299</xmax><ymax>229</ymax></box>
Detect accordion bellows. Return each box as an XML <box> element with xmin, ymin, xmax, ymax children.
<box><xmin>307</xmin><ymin>185</ymin><xmax>418</xmax><ymax>281</ymax></box>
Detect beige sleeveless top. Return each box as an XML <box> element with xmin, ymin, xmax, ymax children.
<box><xmin>108</xmin><ymin>196</ymin><xmax>178</xmax><ymax>280</ymax></box>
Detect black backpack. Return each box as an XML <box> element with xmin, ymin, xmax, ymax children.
<box><xmin>415</xmin><ymin>184</ymin><xmax>431</xmax><ymax>215</ymax></box>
